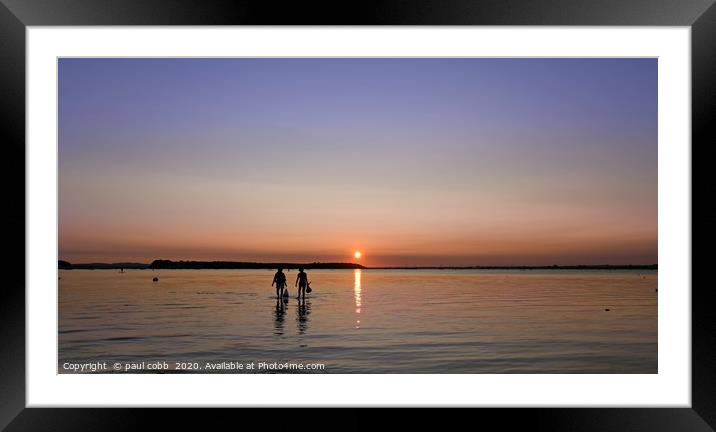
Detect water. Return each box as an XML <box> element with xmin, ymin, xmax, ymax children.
<box><xmin>58</xmin><ymin>269</ymin><xmax>657</xmax><ymax>373</ymax></box>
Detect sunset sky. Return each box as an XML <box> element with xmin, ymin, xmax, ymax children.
<box><xmin>59</xmin><ymin>58</ymin><xmax>657</xmax><ymax>266</ymax></box>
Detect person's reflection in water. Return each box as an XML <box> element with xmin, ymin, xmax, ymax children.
<box><xmin>273</xmin><ymin>298</ymin><xmax>287</xmax><ymax>336</ymax></box>
<box><xmin>296</xmin><ymin>297</ymin><xmax>311</xmax><ymax>335</ymax></box>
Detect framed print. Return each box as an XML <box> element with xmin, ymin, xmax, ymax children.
<box><xmin>3</xmin><ymin>0</ymin><xmax>715</xmax><ymax>429</ymax></box>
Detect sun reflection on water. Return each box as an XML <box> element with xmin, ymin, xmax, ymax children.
<box><xmin>354</xmin><ymin>269</ymin><xmax>362</xmax><ymax>328</ymax></box>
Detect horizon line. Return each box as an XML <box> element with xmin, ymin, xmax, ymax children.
<box><xmin>58</xmin><ymin>259</ymin><xmax>658</xmax><ymax>270</ymax></box>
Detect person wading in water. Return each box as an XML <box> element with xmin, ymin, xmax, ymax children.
<box><xmin>272</xmin><ymin>268</ymin><xmax>287</xmax><ymax>299</ymax></box>
<box><xmin>295</xmin><ymin>267</ymin><xmax>309</xmax><ymax>299</ymax></box>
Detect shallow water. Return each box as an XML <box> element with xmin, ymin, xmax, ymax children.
<box><xmin>58</xmin><ymin>269</ymin><xmax>657</xmax><ymax>373</ymax></box>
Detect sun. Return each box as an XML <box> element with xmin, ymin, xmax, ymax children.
<box><xmin>354</xmin><ymin>251</ymin><xmax>362</xmax><ymax>259</ymax></box>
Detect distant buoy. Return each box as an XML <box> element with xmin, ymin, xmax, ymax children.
<box><xmin>605</xmin><ymin>308</ymin><xmax>610</xmax><ymax>311</ymax></box>
<box><xmin>153</xmin><ymin>277</ymin><xmax>159</xmax><ymax>282</ymax></box>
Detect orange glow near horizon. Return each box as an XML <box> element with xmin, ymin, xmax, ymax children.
<box><xmin>56</xmin><ymin>163</ymin><xmax>657</xmax><ymax>266</ymax></box>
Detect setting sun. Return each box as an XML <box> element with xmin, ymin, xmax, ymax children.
<box><xmin>354</xmin><ymin>251</ymin><xmax>362</xmax><ymax>259</ymax></box>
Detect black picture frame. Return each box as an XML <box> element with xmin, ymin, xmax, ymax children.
<box><xmin>2</xmin><ymin>0</ymin><xmax>714</xmax><ymax>430</ymax></box>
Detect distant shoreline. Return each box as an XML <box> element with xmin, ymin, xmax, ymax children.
<box><xmin>59</xmin><ymin>259</ymin><xmax>366</xmax><ymax>270</ymax></box>
<box><xmin>58</xmin><ymin>260</ymin><xmax>657</xmax><ymax>271</ymax></box>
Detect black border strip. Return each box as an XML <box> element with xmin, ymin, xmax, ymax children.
<box><xmin>3</xmin><ymin>0</ymin><xmax>715</xmax><ymax>430</ymax></box>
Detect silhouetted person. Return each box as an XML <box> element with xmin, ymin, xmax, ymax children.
<box><xmin>272</xmin><ymin>268</ymin><xmax>287</xmax><ymax>299</ymax></box>
<box><xmin>295</xmin><ymin>267</ymin><xmax>309</xmax><ymax>299</ymax></box>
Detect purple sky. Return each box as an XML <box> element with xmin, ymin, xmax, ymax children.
<box><xmin>59</xmin><ymin>58</ymin><xmax>657</xmax><ymax>266</ymax></box>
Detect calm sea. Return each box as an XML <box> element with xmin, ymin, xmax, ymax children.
<box><xmin>58</xmin><ymin>268</ymin><xmax>657</xmax><ymax>373</ymax></box>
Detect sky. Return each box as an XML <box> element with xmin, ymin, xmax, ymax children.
<box><xmin>58</xmin><ymin>58</ymin><xmax>657</xmax><ymax>266</ymax></box>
